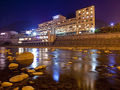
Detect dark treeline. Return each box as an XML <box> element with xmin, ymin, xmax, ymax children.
<box><xmin>95</xmin><ymin>23</ymin><xmax>120</xmax><ymax>33</ymax></box>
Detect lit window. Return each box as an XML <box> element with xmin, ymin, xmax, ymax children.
<box><xmin>25</xmin><ymin>38</ymin><xmax>28</xmax><ymax>40</ymax></box>
<box><xmin>0</xmin><ymin>33</ymin><xmax>6</xmax><ymax>35</ymax></box>
<box><xmin>19</xmin><ymin>38</ymin><xmax>24</xmax><ymax>41</ymax></box>
<box><xmin>86</xmin><ymin>12</ymin><xmax>89</xmax><ymax>14</ymax></box>
<box><xmin>91</xmin><ymin>15</ymin><xmax>93</xmax><ymax>17</ymax></box>
<box><xmin>79</xmin><ymin>25</ymin><xmax>81</xmax><ymax>27</ymax></box>
<box><xmin>18</xmin><ymin>41</ymin><xmax>22</xmax><ymax>43</ymax></box>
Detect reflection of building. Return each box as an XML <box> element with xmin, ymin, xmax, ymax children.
<box><xmin>37</xmin><ymin>5</ymin><xmax>95</xmax><ymax>35</ymax></box>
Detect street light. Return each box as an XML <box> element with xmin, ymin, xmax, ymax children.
<box><xmin>110</xmin><ymin>22</ymin><xmax>114</xmax><ymax>27</ymax></box>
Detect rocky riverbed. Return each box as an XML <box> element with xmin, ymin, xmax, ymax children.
<box><xmin>1</xmin><ymin>47</ymin><xmax>120</xmax><ymax>90</ymax></box>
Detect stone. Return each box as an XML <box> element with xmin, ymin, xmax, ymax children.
<box><xmin>32</xmin><ymin>72</ymin><xmax>43</xmax><ymax>76</ymax></box>
<box><xmin>27</xmin><ymin>70</ymin><xmax>35</xmax><ymax>73</ymax></box>
<box><xmin>22</xmin><ymin>86</ymin><xmax>34</xmax><ymax>90</ymax></box>
<box><xmin>21</xmin><ymin>68</ymin><xmax>27</xmax><ymax>71</ymax></box>
<box><xmin>7</xmin><ymin>56</ymin><xmax>14</xmax><ymax>61</ymax></box>
<box><xmin>96</xmin><ymin>51</ymin><xmax>101</xmax><ymax>54</ymax></box>
<box><xmin>72</xmin><ymin>57</ymin><xmax>78</xmax><ymax>60</ymax></box>
<box><xmin>29</xmin><ymin>81</ymin><xmax>35</xmax><ymax>84</ymax></box>
<box><xmin>1</xmin><ymin>82</ymin><xmax>13</xmax><ymax>87</ymax></box>
<box><xmin>34</xmin><ymin>65</ymin><xmax>46</xmax><ymax>70</ymax></box>
<box><xmin>16</xmin><ymin>52</ymin><xmax>34</xmax><ymax>65</ymax></box>
<box><xmin>9</xmin><ymin>73</ymin><xmax>29</xmax><ymax>82</ymax></box>
<box><xmin>8</xmin><ymin>63</ymin><xmax>19</xmax><ymax>69</ymax></box>
<box><xmin>68</xmin><ymin>62</ymin><xmax>72</xmax><ymax>64</ymax></box>
<box><xmin>117</xmin><ymin>66</ymin><xmax>120</xmax><ymax>70</ymax></box>
<box><xmin>84</xmin><ymin>50</ymin><xmax>88</xmax><ymax>53</ymax></box>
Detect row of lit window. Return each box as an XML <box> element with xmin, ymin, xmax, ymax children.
<box><xmin>78</xmin><ymin>7</ymin><xmax>94</xmax><ymax>13</ymax></box>
<box><xmin>78</xmin><ymin>15</ymin><xmax>93</xmax><ymax>20</ymax></box>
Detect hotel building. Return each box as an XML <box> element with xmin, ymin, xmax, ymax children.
<box><xmin>17</xmin><ymin>5</ymin><xmax>95</xmax><ymax>44</ymax></box>
<box><xmin>36</xmin><ymin>5</ymin><xmax>95</xmax><ymax>36</ymax></box>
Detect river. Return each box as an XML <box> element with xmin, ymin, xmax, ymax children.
<box><xmin>0</xmin><ymin>47</ymin><xmax>120</xmax><ymax>90</ymax></box>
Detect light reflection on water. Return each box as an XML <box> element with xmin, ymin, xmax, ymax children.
<box><xmin>52</xmin><ymin>50</ymin><xmax>60</xmax><ymax>82</ymax></box>
<box><xmin>0</xmin><ymin>47</ymin><xmax>6</xmax><ymax>70</ymax></box>
<box><xmin>1</xmin><ymin>47</ymin><xmax>120</xmax><ymax>89</ymax></box>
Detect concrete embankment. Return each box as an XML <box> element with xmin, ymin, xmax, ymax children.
<box><xmin>54</xmin><ymin>33</ymin><xmax>120</xmax><ymax>47</ymax></box>
<box><xmin>2</xmin><ymin>33</ymin><xmax>120</xmax><ymax>50</ymax></box>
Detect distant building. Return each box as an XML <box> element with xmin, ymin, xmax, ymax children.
<box><xmin>0</xmin><ymin>31</ymin><xmax>18</xmax><ymax>45</ymax></box>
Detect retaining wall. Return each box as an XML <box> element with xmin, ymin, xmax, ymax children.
<box><xmin>54</xmin><ymin>33</ymin><xmax>120</xmax><ymax>47</ymax></box>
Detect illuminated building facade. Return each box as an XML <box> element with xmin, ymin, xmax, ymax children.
<box><xmin>17</xmin><ymin>6</ymin><xmax>95</xmax><ymax>44</ymax></box>
<box><xmin>37</xmin><ymin>5</ymin><xmax>95</xmax><ymax>35</ymax></box>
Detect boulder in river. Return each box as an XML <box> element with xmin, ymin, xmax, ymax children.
<box><xmin>1</xmin><ymin>82</ymin><xmax>13</xmax><ymax>87</ymax></box>
<box><xmin>9</xmin><ymin>73</ymin><xmax>29</xmax><ymax>83</ymax></box>
<box><xmin>72</xmin><ymin>57</ymin><xmax>78</xmax><ymax>60</ymax></box>
<box><xmin>22</xmin><ymin>86</ymin><xmax>34</xmax><ymax>90</ymax></box>
<box><xmin>8</xmin><ymin>63</ymin><xmax>19</xmax><ymax>70</ymax></box>
<box><xmin>16</xmin><ymin>52</ymin><xmax>34</xmax><ymax>66</ymax></box>
<box><xmin>27</xmin><ymin>69</ymin><xmax>35</xmax><ymax>73</ymax></box>
<box><xmin>34</xmin><ymin>65</ymin><xmax>47</xmax><ymax>71</ymax></box>
<box><xmin>117</xmin><ymin>66</ymin><xmax>120</xmax><ymax>70</ymax></box>
<box><xmin>32</xmin><ymin>72</ymin><xmax>43</xmax><ymax>76</ymax></box>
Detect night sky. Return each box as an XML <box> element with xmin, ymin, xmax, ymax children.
<box><xmin>0</xmin><ymin>0</ymin><xmax>120</xmax><ymax>29</ymax></box>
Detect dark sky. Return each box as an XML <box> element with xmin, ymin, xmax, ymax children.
<box><xmin>0</xmin><ymin>0</ymin><xmax>120</xmax><ymax>28</ymax></box>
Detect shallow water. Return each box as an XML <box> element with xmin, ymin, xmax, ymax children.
<box><xmin>1</xmin><ymin>47</ymin><xmax>120</xmax><ymax>90</ymax></box>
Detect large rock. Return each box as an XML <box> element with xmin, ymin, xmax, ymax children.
<box><xmin>1</xmin><ymin>82</ymin><xmax>13</xmax><ymax>87</ymax></box>
<box><xmin>16</xmin><ymin>52</ymin><xmax>34</xmax><ymax>66</ymax></box>
<box><xmin>9</xmin><ymin>73</ymin><xmax>29</xmax><ymax>82</ymax></box>
<box><xmin>8</xmin><ymin>63</ymin><xmax>19</xmax><ymax>70</ymax></box>
<box><xmin>22</xmin><ymin>86</ymin><xmax>34</xmax><ymax>90</ymax></box>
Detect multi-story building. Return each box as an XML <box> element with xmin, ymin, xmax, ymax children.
<box><xmin>76</xmin><ymin>5</ymin><xmax>95</xmax><ymax>34</ymax></box>
<box><xmin>19</xmin><ymin>5</ymin><xmax>95</xmax><ymax>44</ymax></box>
<box><xmin>37</xmin><ymin>5</ymin><xmax>95</xmax><ymax>36</ymax></box>
<box><xmin>0</xmin><ymin>31</ymin><xmax>18</xmax><ymax>45</ymax></box>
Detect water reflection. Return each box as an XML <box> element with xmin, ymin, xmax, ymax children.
<box><xmin>72</xmin><ymin>49</ymin><xmax>99</xmax><ymax>90</ymax></box>
<box><xmin>0</xmin><ymin>47</ymin><xmax>6</xmax><ymax>70</ymax></box>
<box><xmin>18</xmin><ymin>48</ymin><xmax>24</xmax><ymax>54</ymax></box>
<box><xmin>52</xmin><ymin>50</ymin><xmax>60</xmax><ymax>82</ymax></box>
<box><xmin>108</xmin><ymin>54</ymin><xmax>116</xmax><ymax>66</ymax></box>
<box><xmin>30</xmin><ymin>48</ymin><xmax>39</xmax><ymax>68</ymax></box>
<box><xmin>18</xmin><ymin>48</ymin><xmax>50</xmax><ymax>68</ymax></box>
<box><xmin>1</xmin><ymin>47</ymin><xmax>120</xmax><ymax>89</ymax></box>
<box><xmin>90</xmin><ymin>49</ymin><xmax>99</xmax><ymax>72</ymax></box>
<box><xmin>53</xmin><ymin>62</ymin><xmax>60</xmax><ymax>82</ymax></box>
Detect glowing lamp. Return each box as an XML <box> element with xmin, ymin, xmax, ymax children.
<box><xmin>110</xmin><ymin>22</ymin><xmax>114</xmax><ymax>26</ymax></box>
<box><xmin>33</xmin><ymin>32</ymin><xmax>37</xmax><ymax>36</ymax></box>
<box><xmin>91</xmin><ymin>28</ymin><xmax>95</xmax><ymax>33</ymax></box>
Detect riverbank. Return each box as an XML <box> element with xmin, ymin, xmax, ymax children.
<box><xmin>3</xmin><ymin>45</ymin><xmax>120</xmax><ymax>50</ymax></box>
